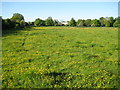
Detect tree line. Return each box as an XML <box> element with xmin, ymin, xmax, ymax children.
<box><xmin>2</xmin><ymin>13</ymin><xmax>119</xmax><ymax>30</ymax></box>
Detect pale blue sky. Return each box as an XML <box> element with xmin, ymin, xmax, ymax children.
<box><xmin>2</xmin><ymin>2</ymin><xmax>118</xmax><ymax>22</ymax></box>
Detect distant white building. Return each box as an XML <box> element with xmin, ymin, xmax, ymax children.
<box><xmin>61</xmin><ymin>21</ymin><xmax>68</xmax><ymax>25</ymax></box>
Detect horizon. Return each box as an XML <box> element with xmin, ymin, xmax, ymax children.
<box><xmin>2</xmin><ymin>2</ymin><xmax>118</xmax><ymax>22</ymax></box>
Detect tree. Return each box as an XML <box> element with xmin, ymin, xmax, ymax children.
<box><xmin>113</xmin><ymin>20</ymin><xmax>118</xmax><ymax>27</ymax></box>
<box><xmin>20</xmin><ymin>20</ymin><xmax>26</xmax><ymax>28</ymax></box>
<box><xmin>99</xmin><ymin>17</ymin><xmax>105</xmax><ymax>27</ymax></box>
<box><xmin>34</xmin><ymin>18</ymin><xmax>45</xmax><ymax>26</ymax></box>
<box><xmin>15</xmin><ymin>23</ymin><xmax>20</xmax><ymax>28</ymax></box>
<box><xmin>85</xmin><ymin>19</ymin><xmax>91</xmax><ymax>27</ymax></box>
<box><xmin>104</xmin><ymin>17</ymin><xmax>115</xmax><ymax>27</ymax></box>
<box><xmin>45</xmin><ymin>17</ymin><xmax>54</xmax><ymax>26</ymax></box>
<box><xmin>28</xmin><ymin>22</ymin><xmax>34</xmax><ymax>26</ymax></box>
<box><xmin>3</xmin><ymin>18</ymin><xmax>14</xmax><ymax>29</ymax></box>
<box><xmin>105</xmin><ymin>20</ymin><xmax>110</xmax><ymax>27</ymax></box>
<box><xmin>113</xmin><ymin>17</ymin><xmax>120</xmax><ymax>27</ymax></box>
<box><xmin>54</xmin><ymin>19</ymin><xmax>61</xmax><ymax>26</ymax></box>
<box><xmin>77</xmin><ymin>19</ymin><xmax>85</xmax><ymax>27</ymax></box>
<box><xmin>11</xmin><ymin>13</ymin><xmax>24</xmax><ymax>23</ymax></box>
<box><xmin>25</xmin><ymin>22</ymin><xmax>29</xmax><ymax>26</ymax></box>
<box><xmin>69</xmin><ymin>18</ymin><xmax>76</xmax><ymax>26</ymax></box>
<box><xmin>109</xmin><ymin>17</ymin><xmax>114</xmax><ymax>27</ymax></box>
<box><xmin>10</xmin><ymin>13</ymin><xmax>26</xmax><ymax>28</ymax></box>
<box><xmin>91</xmin><ymin>19</ymin><xmax>100</xmax><ymax>27</ymax></box>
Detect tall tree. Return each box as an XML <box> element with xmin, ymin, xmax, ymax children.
<box><xmin>85</xmin><ymin>19</ymin><xmax>91</xmax><ymax>27</ymax></box>
<box><xmin>69</xmin><ymin>18</ymin><xmax>76</xmax><ymax>26</ymax></box>
<box><xmin>113</xmin><ymin>20</ymin><xmax>118</xmax><ymax>27</ymax></box>
<box><xmin>113</xmin><ymin>17</ymin><xmax>120</xmax><ymax>27</ymax></box>
<box><xmin>11</xmin><ymin>13</ymin><xmax>24</xmax><ymax>23</ymax></box>
<box><xmin>105</xmin><ymin>20</ymin><xmax>111</xmax><ymax>27</ymax></box>
<box><xmin>54</xmin><ymin>19</ymin><xmax>61</xmax><ymax>26</ymax></box>
<box><xmin>20</xmin><ymin>20</ymin><xmax>26</xmax><ymax>28</ymax></box>
<box><xmin>91</xmin><ymin>19</ymin><xmax>100</xmax><ymax>27</ymax></box>
<box><xmin>3</xmin><ymin>18</ymin><xmax>14</xmax><ymax>29</ymax></box>
<box><xmin>77</xmin><ymin>19</ymin><xmax>85</xmax><ymax>27</ymax></box>
<box><xmin>109</xmin><ymin>17</ymin><xmax>114</xmax><ymax>27</ymax></box>
<box><xmin>99</xmin><ymin>17</ymin><xmax>105</xmax><ymax>27</ymax></box>
<box><xmin>45</xmin><ymin>17</ymin><xmax>54</xmax><ymax>26</ymax></box>
<box><xmin>34</xmin><ymin>18</ymin><xmax>45</xmax><ymax>26</ymax></box>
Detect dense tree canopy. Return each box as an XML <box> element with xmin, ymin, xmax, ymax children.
<box><xmin>2</xmin><ymin>13</ymin><xmax>27</xmax><ymax>29</ymax></box>
<box><xmin>45</xmin><ymin>17</ymin><xmax>54</xmax><ymax>26</ymax></box>
<box><xmin>69</xmin><ymin>18</ymin><xmax>76</xmax><ymax>26</ymax></box>
<box><xmin>2</xmin><ymin>13</ymin><xmax>119</xmax><ymax>30</ymax></box>
<box><xmin>34</xmin><ymin>18</ymin><xmax>45</xmax><ymax>26</ymax></box>
<box><xmin>113</xmin><ymin>20</ymin><xmax>118</xmax><ymax>27</ymax></box>
<box><xmin>85</xmin><ymin>19</ymin><xmax>91</xmax><ymax>27</ymax></box>
<box><xmin>11</xmin><ymin>13</ymin><xmax>24</xmax><ymax>23</ymax></box>
<box><xmin>2</xmin><ymin>18</ymin><xmax>14</xmax><ymax>29</ymax></box>
<box><xmin>77</xmin><ymin>19</ymin><xmax>85</xmax><ymax>27</ymax></box>
<box><xmin>91</xmin><ymin>19</ymin><xmax>100</xmax><ymax>27</ymax></box>
<box><xmin>54</xmin><ymin>19</ymin><xmax>61</xmax><ymax>26</ymax></box>
<box><xmin>99</xmin><ymin>17</ymin><xmax>105</xmax><ymax>27</ymax></box>
<box><xmin>105</xmin><ymin>20</ymin><xmax>111</xmax><ymax>27</ymax></box>
<box><xmin>109</xmin><ymin>17</ymin><xmax>114</xmax><ymax>27</ymax></box>
<box><xmin>20</xmin><ymin>20</ymin><xmax>26</xmax><ymax>28</ymax></box>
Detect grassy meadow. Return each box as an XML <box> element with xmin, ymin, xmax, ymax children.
<box><xmin>2</xmin><ymin>27</ymin><xmax>119</xmax><ymax>88</ymax></box>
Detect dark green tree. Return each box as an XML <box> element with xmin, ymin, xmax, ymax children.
<box><xmin>109</xmin><ymin>17</ymin><xmax>114</xmax><ymax>27</ymax></box>
<box><xmin>99</xmin><ymin>17</ymin><xmax>105</xmax><ymax>27</ymax></box>
<box><xmin>15</xmin><ymin>23</ymin><xmax>20</xmax><ymax>28</ymax></box>
<box><xmin>113</xmin><ymin>17</ymin><xmax>120</xmax><ymax>27</ymax></box>
<box><xmin>105</xmin><ymin>20</ymin><xmax>110</xmax><ymax>27</ymax></box>
<box><xmin>77</xmin><ymin>19</ymin><xmax>85</xmax><ymax>27</ymax></box>
<box><xmin>20</xmin><ymin>20</ymin><xmax>26</xmax><ymax>28</ymax></box>
<box><xmin>69</xmin><ymin>18</ymin><xmax>76</xmax><ymax>26</ymax></box>
<box><xmin>34</xmin><ymin>18</ymin><xmax>45</xmax><ymax>26</ymax></box>
<box><xmin>11</xmin><ymin>13</ymin><xmax>24</xmax><ymax>23</ymax></box>
<box><xmin>28</xmin><ymin>22</ymin><xmax>34</xmax><ymax>26</ymax></box>
<box><xmin>54</xmin><ymin>19</ymin><xmax>60</xmax><ymax>26</ymax></box>
<box><xmin>3</xmin><ymin>18</ymin><xmax>14</xmax><ymax>29</ymax></box>
<box><xmin>113</xmin><ymin>20</ymin><xmax>118</xmax><ymax>27</ymax></box>
<box><xmin>45</xmin><ymin>17</ymin><xmax>54</xmax><ymax>26</ymax></box>
<box><xmin>91</xmin><ymin>19</ymin><xmax>100</xmax><ymax>27</ymax></box>
<box><xmin>85</xmin><ymin>19</ymin><xmax>91</xmax><ymax>27</ymax></box>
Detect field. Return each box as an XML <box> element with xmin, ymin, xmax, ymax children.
<box><xmin>2</xmin><ymin>27</ymin><xmax>119</xmax><ymax>88</ymax></box>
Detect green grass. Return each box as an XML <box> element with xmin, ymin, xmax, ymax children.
<box><xmin>2</xmin><ymin>27</ymin><xmax>119</xmax><ymax>88</ymax></box>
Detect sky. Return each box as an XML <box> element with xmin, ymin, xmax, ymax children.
<box><xmin>2</xmin><ymin>2</ymin><xmax>118</xmax><ymax>22</ymax></box>
<box><xmin>1</xmin><ymin>0</ymin><xmax>120</xmax><ymax>2</ymax></box>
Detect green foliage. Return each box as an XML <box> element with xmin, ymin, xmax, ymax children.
<box><xmin>99</xmin><ymin>17</ymin><xmax>105</xmax><ymax>27</ymax></box>
<box><xmin>2</xmin><ymin>27</ymin><xmax>118</xmax><ymax>88</ymax></box>
<box><xmin>2</xmin><ymin>13</ymin><xmax>28</xmax><ymax>29</ymax></box>
<box><xmin>109</xmin><ymin>17</ymin><xmax>114</xmax><ymax>27</ymax></box>
<box><xmin>91</xmin><ymin>19</ymin><xmax>100</xmax><ymax>27</ymax></box>
<box><xmin>2</xmin><ymin>13</ymin><xmax>118</xmax><ymax>29</ymax></box>
<box><xmin>28</xmin><ymin>22</ymin><xmax>34</xmax><ymax>26</ymax></box>
<box><xmin>2</xmin><ymin>13</ymin><xmax>118</xmax><ymax>28</ymax></box>
<box><xmin>113</xmin><ymin>20</ymin><xmax>118</xmax><ymax>27</ymax></box>
<box><xmin>11</xmin><ymin>13</ymin><xmax>24</xmax><ymax>23</ymax></box>
<box><xmin>85</xmin><ymin>19</ymin><xmax>91</xmax><ymax>27</ymax></box>
<box><xmin>69</xmin><ymin>18</ymin><xmax>76</xmax><ymax>26</ymax></box>
<box><xmin>105</xmin><ymin>21</ymin><xmax>111</xmax><ymax>27</ymax></box>
<box><xmin>2</xmin><ymin>18</ymin><xmax>15</xmax><ymax>29</ymax></box>
<box><xmin>54</xmin><ymin>19</ymin><xmax>61</xmax><ymax>26</ymax></box>
<box><xmin>15</xmin><ymin>23</ymin><xmax>20</xmax><ymax>28</ymax></box>
<box><xmin>45</xmin><ymin>17</ymin><xmax>54</xmax><ymax>26</ymax></box>
<box><xmin>34</xmin><ymin>18</ymin><xmax>45</xmax><ymax>26</ymax></box>
<box><xmin>20</xmin><ymin>20</ymin><xmax>26</xmax><ymax>28</ymax></box>
<box><xmin>77</xmin><ymin>19</ymin><xmax>85</xmax><ymax>27</ymax></box>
